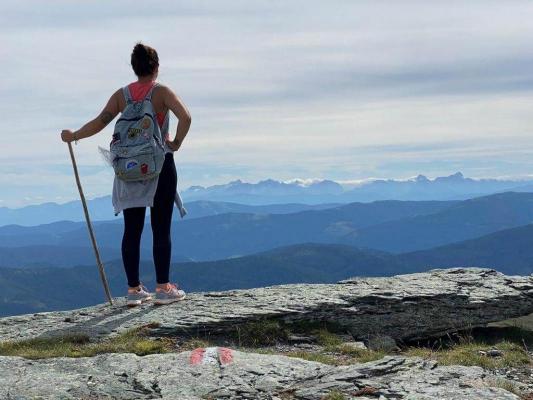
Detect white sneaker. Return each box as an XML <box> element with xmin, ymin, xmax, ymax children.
<box><xmin>154</xmin><ymin>283</ymin><xmax>186</xmax><ymax>305</ymax></box>
<box><xmin>126</xmin><ymin>284</ymin><xmax>153</xmax><ymax>307</ymax></box>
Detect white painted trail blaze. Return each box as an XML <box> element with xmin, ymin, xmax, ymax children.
<box><xmin>189</xmin><ymin>347</ymin><xmax>234</xmax><ymax>366</ymax></box>
<box><xmin>202</xmin><ymin>347</ymin><xmax>219</xmax><ymax>365</ymax></box>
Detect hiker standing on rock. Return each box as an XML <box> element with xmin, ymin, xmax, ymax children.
<box><xmin>61</xmin><ymin>43</ymin><xmax>192</xmax><ymax>307</ymax></box>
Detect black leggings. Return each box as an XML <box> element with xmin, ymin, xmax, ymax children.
<box><xmin>121</xmin><ymin>153</ymin><xmax>176</xmax><ymax>287</ymax></box>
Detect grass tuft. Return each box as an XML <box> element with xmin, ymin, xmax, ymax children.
<box><xmin>486</xmin><ymin>377</ymin><xmax>524</xmax><ymax>397</ymax></box>
<box><xmin>232</xmin><ymin>319</ymin><xmax>289</xmax><ymax>347</ymax></box>
<box><xmin>321</xmin><ymin>389</ymin><xmax>346</xmax><ymax>400</ymax></box>
<box><xmin>0</xmin><ymin>327</ymin><xmax>173</xmax><ymax>359</ymax></box>
<box><xmin>315</xmin><ymin>329</ymin><xmax>343</xmax><ymax>348</ymax></box>
<box><xmin>404</xmin><ymin>340</ymin><xmax>529</xmax><ymax>369</ymax></box>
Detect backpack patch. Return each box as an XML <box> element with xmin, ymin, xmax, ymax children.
<box><xmin>126</xmin><ymin>159</ymin><xmax>138</xmax><ymax>170</ymax></box>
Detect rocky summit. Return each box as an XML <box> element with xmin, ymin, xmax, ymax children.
<box><xmin>0</xmin><ymin>351</ymin><xmax>522</xmax><ymax>399</ymax></box>
<box><xmin>1</xmin><ymin>267</ymin><xmax>532</xmax><ymax>399</ymax></box>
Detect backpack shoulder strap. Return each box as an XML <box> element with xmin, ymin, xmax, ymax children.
<box><xmin>122</xmin><ymin>86</ymin><xmax>133</xmax><ymax>104</ymax></box>
<box><xmin>161</xmin><ymin>111</ymin><xmax>169</xmax><ymax>134</ymax></box>
<box><xmin>146</xmin><ymin>82</ymin><xmax>160</xmax><ymax>102</ymax></box>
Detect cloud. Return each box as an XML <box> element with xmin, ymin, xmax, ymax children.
<box><xmin>1</xmin><ymin>0</ymin><xmax>533</xmax><ymax>207</ymax></box>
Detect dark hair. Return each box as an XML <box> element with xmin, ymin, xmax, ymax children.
<box><xmin>131</xmin><ymin>42</ymin><xmax>159</xmax><ymax>77</ymax></box>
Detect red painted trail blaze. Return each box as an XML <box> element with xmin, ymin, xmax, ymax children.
<box><xmin>218</xmin><ymin>347</ymin><xmax>233</xmax><ymax>365</ymax></box>
<box><xmin>189</xmin><ymin>348</ymin><xmax>206</xmax><ymax>365</ymax></box>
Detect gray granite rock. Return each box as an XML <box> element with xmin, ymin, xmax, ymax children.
<box><xmin>0</xmin><ymin>350</ymin><xmax>521</xmax><ymax>399</ymax></box>
<box><xmin>1</xmin><ymin>268</ymin><xmax>532</xmax><ymax>344</ymax></box>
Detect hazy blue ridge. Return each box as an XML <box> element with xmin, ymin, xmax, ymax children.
<box><xmin>0</xmin><ymin>199</ymin><xmax>457</xmax><ymax>263</ymax></box>
<box><xmin>2</xmin><ymin>192</ymin><xmax>533</xmax><ymax>261</ymax></box>
<box><xmin>0</xmin><ymin>246</ymin><xmax>191</xmax><ymax>269</ymax></box>
<box><xmin>341</xmin><ymin>192</ymin><xmax>533</xmax><ymax>253</ymax></box>
<box><xmin>3</xmin><ymin>172</ymin><xmax>533</xmax><ymax>227</ymax></box>
<box><xmin>0</xmin><ymin>199</ymin><xmax>340</xmax><ymax>227</ymax></box>
<box><xmin>399</xmin><ymin>223</ymin><xmax>533</xmax><ymax>276</ymax></box>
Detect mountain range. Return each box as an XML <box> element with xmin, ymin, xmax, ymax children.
<box><xmin>183</xmin><ymin>173</ymin><xmax>533</xmax><ymax>204</ymax></box>
<box><xmin>3</xmin><ymin>192</ymin><xmax>533</xmax><ymax>265</ymax></box>
<box><xmin>3</xmin><ymin>172</ymin><xmax>533</xmax><ymax>226</ymax></box>
<box><xmin>3</xmin><ymin>190</ymin><xmax>533</xmax><ymax>316</ymax></box>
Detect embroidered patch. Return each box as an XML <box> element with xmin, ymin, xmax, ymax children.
<box><xmin>128</xmin><ymin>128</ymin><xmax>142</xmax><ymax>138</ymax></box>
<box><xmin>141</xmin><ymin>117</ymin><xmax>151</xmax><ymax>130</ymax></box>
<box><xmin>140</xmin><ymin>163</ymin><xmax>148</xmax><ymax>174</ymax></box>
<box><xmin>126</xmin><ymin>160</ymin><xmax>138</xmax><ymax>170</ymax></box>
<box><xmin>111</xmin><ymin>133</ymin><xmax>120</xmax><ymax>144</ymax></box>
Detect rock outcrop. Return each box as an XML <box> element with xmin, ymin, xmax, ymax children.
<box><xmin>0</xmin><ymin>350</ymin><xmax>521</xmax><ymax>399</ymax></box>
<box><xmin>1</xmin><ymin>267</ymin><xmax>532</xmax><ymax>399</ymax></box>
<box><xmin>1</xmin><ymin>268</ymin><xmax>532</xmax><ymax>343</ymax></box>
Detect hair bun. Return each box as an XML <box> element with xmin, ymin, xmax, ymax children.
<box><xmin>133</xmin><ymin>43</ymin><xmax>147</xmax><ymax>54</ymax></box>
<box><xmin>131</xmin><ymin>42</ymin><xmax>159</xmax><ymax>77</ymax></box>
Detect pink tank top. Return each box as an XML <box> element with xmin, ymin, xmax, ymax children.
<box><xmin>127</xmin><ymin>81</ymin><xmax>166</xmax><ymax>128</ymax></box>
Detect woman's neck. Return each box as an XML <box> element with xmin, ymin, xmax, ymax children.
<box><xmin>137</xmin><ymin>75</ymin><xmax>155</xmax><ymax>84</ymax></box>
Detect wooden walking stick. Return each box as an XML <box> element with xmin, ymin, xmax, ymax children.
<box><xmin>67</xmin><ymin>142</ymin><xmax>113</xmax><ymax>305</ymax></box>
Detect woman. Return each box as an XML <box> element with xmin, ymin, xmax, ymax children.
<box><xmin>61</xmin><ymin>43</ymin><xmax>191</xmax><ymax>306</ymax></box>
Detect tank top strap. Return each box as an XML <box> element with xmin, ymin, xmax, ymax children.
<box><xmin>146</xmin><ymin>82</ymin><xmax>159</xmax><ymax>102</ymax></box>
<box><xmin>122</xmin><ymin>86</ymin><xmax>133</xmax><ymax>104</ymax></box>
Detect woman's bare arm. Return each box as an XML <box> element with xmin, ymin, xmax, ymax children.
<box><xmin>162</xmin><ymin>86</ymin><xmax>191</xmax><ymax>151</ymax></box>
<box><xmin>61</xmin><ymin>90</ymin><xmax>121</xmax><ymax>143</ymax></box>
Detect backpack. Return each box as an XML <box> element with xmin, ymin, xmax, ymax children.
<box><xmin>109</xmin><ymin>83</ymin><xmax>166</xmax><ymax>181</ymax></box>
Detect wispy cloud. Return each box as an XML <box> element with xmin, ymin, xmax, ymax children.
<box><xmin>1</xmin><ymin>0</ymin><xmax>533</xmax><ymax>207</ymax></box>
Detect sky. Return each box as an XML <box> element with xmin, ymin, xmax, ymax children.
<box><xmin>1</xmin><ymin>0</ymin><xmax>533</xmax><ymax>207</ymax></box>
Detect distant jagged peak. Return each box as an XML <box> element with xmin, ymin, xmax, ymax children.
<box><xmin>414</xmin><ymin>174</ymin><xmax>430</xmax><ymax>182</ymax></box>
<box><xmin>434</xmin><ymin>172</ymin><xmax>468</xmax><ymax>182</ymax></box>
<box><xmin>256</xmin><ymin>178</ymin><xmax>282</xmax><ymax>186</ymax></box>
<box><xmin>283</xmin><ymin>178</ymin><xmax>340</xmax><ymax>187</ymax></box>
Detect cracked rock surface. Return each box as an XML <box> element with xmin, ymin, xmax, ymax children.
<box><xmin>1</xmin><ymin>268</ymin><xmax>532</xmax><ymax>343</ymax></box>
<box><xmin>0</xmin><ymin>351</ymin><xmax>521</xmax><ymax>399</ymax></box>
<box><xmin>1</xmin><ymin>268</ymin><xmax>532</xmax><ymax>399</ymax></box>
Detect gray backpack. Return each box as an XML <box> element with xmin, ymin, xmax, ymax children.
<box><xmin>110</xmin><ymin>83</ymin><xmax>165</xmax><ymax>181</ymax></box>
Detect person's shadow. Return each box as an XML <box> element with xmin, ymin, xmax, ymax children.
<box><xmin>37</xmin><ymin>300</ymin><xmax>157</xmax><ymax>341</ymax></box>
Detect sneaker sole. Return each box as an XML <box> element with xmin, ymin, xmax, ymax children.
<box><xmin>154</xmin><ymin>294</ymin><xmax>186</xmax><ymax>305</ymax></box>
<box><xmin>127</xmin><ymin>296</ymin><xmax>153</xmax><ymax>307</ymax></box>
